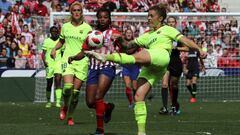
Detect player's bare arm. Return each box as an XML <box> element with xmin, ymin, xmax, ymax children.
<box><xmin>51</xmin><ymin>39</ymin><xmax>65</xmax><ymax>59</ymax></box>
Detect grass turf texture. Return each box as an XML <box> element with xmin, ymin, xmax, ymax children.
<box><xmin>0</xmin><ymin>100</ymin><xmax>240</xmax><ymax>135</ymax></box>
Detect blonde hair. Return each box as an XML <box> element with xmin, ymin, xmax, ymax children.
<box><xmin>69</xmin><ymin>1</ymin><xmax>84</xmax><ymax>22</ymax></box>
<box><xmin>70</xmin><ymin>1</ymin><xmax>83</xmax><ymax>13</ymax></box>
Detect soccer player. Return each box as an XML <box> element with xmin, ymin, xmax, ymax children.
<box><xmin>184</xmin><ymin>43</ymin><xmax>205</xmax><ymax>103</ymax></box>
<box><xmin>121</xmin><ymin>29</ymin><xmax>140</xmax><ymax>108</ymax></box>
<box><xmin>85</xmin><ymin>4</ymin><xmax>206</xmax><ymax>135</ymax></box>
<box><xmin>159</xmin><ymin>16</ymin><xmax>188</xmax><ymax>115</ymax></box>
<box><xmin>50</xmin><ymin>1</ymin><xmax>92</xmax><ymax>126</ymax></box>
<box><xmin>42</xmin><ymin>26</ymin><xmax>62</xmax><ymax>108</ymax></box>
<box><xmin>68</xmin><ymin>8</ymin><xmax>118</xmax><ymax>134</ymax></box>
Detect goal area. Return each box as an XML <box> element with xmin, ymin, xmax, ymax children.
<box><xmin>34</xmin><ymin>12</ymin><xmax>240</xmax><ymax>103</ymax></box>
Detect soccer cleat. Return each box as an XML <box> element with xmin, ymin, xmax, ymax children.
<box><xmin>190</xmin><ymin>97</ymin><xmax>197</xmax><ymax>103</ymax></box>
<box><xmin>159</xmin><ymin>106</ymin><xmax>168</xmax><ymax>115</ymax></box>
<box><xmin>55</xmin><ymin>102</ymin><xmax>61</xmax><ymax>108</ymax></box>
<box><xmin>45</xmin><ymin>102</ymin><xmax>51</xmax><ymax>108</ymax></box>
<box><xmin>84</xmin><ymin>51</ymin><xmax>106</xmax><ymax>62</ymax></box>
<box><xmin>59</xmin><ymin>107</ymin><xmax>67</xmax><ymax>120</ymax></box>
<box><xmin>67</xmin><ymin>118</ymin><xmax>74</xmax><ymax>126</ymax></box>
<box><xmin>104</xmin><ymin>103</ymin><xmax>115</xmax><ymax>123</ymax></box>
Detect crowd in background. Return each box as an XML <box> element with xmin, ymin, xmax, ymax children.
<box><xmin>0</xmin><ymin>0</ymin><xmax>239</xmax><ymax>69</ymax></box>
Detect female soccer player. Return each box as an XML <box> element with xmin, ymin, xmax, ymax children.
<box><xmin>121</xmin><ymin>29</ymin><xmax>140</xmax><ymax>108</ymax></box>
<box><xmin>159</xmin><ymin>16</ymin><xmax>188</xmax><ymax>115</ymax></box>
<box><xmin>42</xmin><ymin>26</ymin><xmax>62</xmax><ymax>108</ymax></box>
<box><xmin>50</xmin><ymin>1</ymin><xmax>92</xmax><ymax>126</ymax></box>
<box><xmin>85</xmin><ymin>4</ymin><xmax>206</xmax><ymax>135</ymax></box>
<box><xmin>184</xmin><ymin>43</ymin><xmax>205</xmax><ymax>103</ymax></box>
<box><xmin>68</xmin><ymin>8</ymin><xmax>119</xmax><ymax>134</ymax></box>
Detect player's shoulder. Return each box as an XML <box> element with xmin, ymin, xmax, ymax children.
<box><xmin>82</xmin><ymin>22</ymin><xmax>92</xmax><ymax>29</ymax></box>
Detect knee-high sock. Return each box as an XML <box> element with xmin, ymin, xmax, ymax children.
<box><xmin>63</xmin><ymin>83</ymin><xmax>73</xmax><ymax>107</ymax></box>
<box><xmin>96</xmin><ymin>99</ymin><xmax>105</xmax><ymax>133</ymax></box>
<box><xmin>125</xmin><ymin>87</ymin><xmax>133</xmax><ymax>105</ymax></box>
<box><xmin>186</xmin><ymin>85</ymin><xmax>193</xmax><ymax>97</ymax></box>
<box><xmin>46</xmin><ymin>91</ymin><xmax>51</xmax><ymax>102</ymax></box>
<box><xmin>161</xmin><ymin>88</ymin><xmax>168</xmax><ymax>108</ymax></box>
<box><xmin>172</xmin><ymin>87</ymin><xmax>179</xmax><ymax>107</ymax></box>
<box><xmin>106</xmin><ymin>53</ymin><xmax>135</xmax><ymax>64</ymax></box>
<box><xmin>134</xmin><ymin>101</ymin><xmax>147</xmax><ymax>133</ymax></box>
<box><xmin>192</xmin><ymin>84</ymin><xmax>197</xmax><ymax>98</ymax></box>
<box><xmin>55</xmin><ymin>88</ymin><xmax>62</xmax><ymax>103</ymax></box>
<box><xmin>68</xmin><ymin>89</ymin><xmax>79</xmax><ymax>118</ymax></box>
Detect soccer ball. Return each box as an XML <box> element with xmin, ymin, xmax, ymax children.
<box><xmin>87</xmin><ymin>30</ymin><xmax>104</xmax><ymax>48</ymax></box>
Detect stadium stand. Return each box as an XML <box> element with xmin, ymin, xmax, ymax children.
<box><xmin>0</xmin><ymin>0</ymin><xmax>239</xmax><ymax>70</ymax></box>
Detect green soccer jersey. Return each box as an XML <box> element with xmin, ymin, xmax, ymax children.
<box><xmin>60</xmin><ymin>22</ymin><xmax>92</xmax><ymax>64</ymax></box>
<box><xmin>135</xmin><ymin>25</ymin><xmax>183</xmax><ymax>53</ymax></box>
<box><xmin>42</xmin><ymin>38</ymin><xmax>61</xmax><ymax>65</ymax></box>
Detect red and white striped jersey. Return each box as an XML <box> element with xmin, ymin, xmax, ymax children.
<box><xmin>88</xmin><ymin>28</ymin><xmax>120</xmax><ymax>69</ymax></box>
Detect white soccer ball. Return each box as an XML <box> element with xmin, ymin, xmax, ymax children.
<box><xmin>87</xmin><ymin>30</ymin><xmax>104</xmax><ymax>48</ymax></box>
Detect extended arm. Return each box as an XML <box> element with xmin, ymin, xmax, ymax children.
<box><xmin>51</xmin><ymin>39</ymin><xmax>65</xmax><ymax>59</ymax></box>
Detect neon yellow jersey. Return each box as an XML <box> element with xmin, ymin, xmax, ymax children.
<box><xmin>135</xmin><ymin>25</ymin><xmax>183</xmax><ymax>53</ymax></box>
<box><xmin>42</xmin><ymin>38</ymin><xmax>61</xmax><ymax>65</ymax></box>
<box><xmin>60</xmin><ymin>22</ymin><xmax>92</xmax><ymax>64</ymax></box>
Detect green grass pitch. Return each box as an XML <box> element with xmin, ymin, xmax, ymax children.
<box><xmin>0</xmin><ymin>99</ymin><xmax>240</xmax><ymax>135</ymax></box>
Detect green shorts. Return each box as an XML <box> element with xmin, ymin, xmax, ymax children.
<box><xmin>46</xmin><ymin>60</ymin><xmax>62</xmax><ymax>79</ymax></box>
<box><xmin>138</xmin><ymin>48</ymin><xmax>170</xmax><ymax>86</ymax></box>
<box><xmin>62</xmin><ymin>57</ymin><xmax>89</xmax><ymax>81</ymax></box>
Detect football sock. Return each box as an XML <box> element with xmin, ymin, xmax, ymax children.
<box><xmin>125</xmin><ymin>87</ymin><xmax>133</xmax><ymax>105</ymax></box>
<box><xmin>63</xmin><ymin>83</ymin><xmax>73</xmax><ymax>107</ymax></box>
<box><xmin>68</xmin><ymin>89</ymin><xmax>79</xmax><ymax>118</ymax></box>
<box><xmin>134</xmin><ymin>101</ymin><xmax>147</xmax><ymax>133</ymax></box>
<box><xmin>172</xmin><ymin>87</ymin><xmax>179</xmax><ymax>107</ymax></box>
<box><xmin>96</xmin><ymin>99</ymin><xmax>105</xmax><ymax>133</ymax></box>
<box><xmin>161</xmin><ymin>88</ymin><xmax>168</xmax><ymax>108</ymax></box>
<box><xmin>46</xmin><ymin>91</ymin><xmax>51</xmax><ymax>102</ymax></box>
<box><xmin>186</xmin><ymin>85</ymin><xmax>193</xmax><ymax>97</ymax></box>
<box><xmin>192</xmin><ymin>84</ymin><xmax>197</xmax><ymax>98</ymax></box>
<box><xmin>55</xmin><ymin>88</ymin><xmax>62</xmax><ymax>103</ymax></box>
<box><xmin>106</xmin><ymin>53</ymin><xmax>136</xmax><ymax>64</ymax></box>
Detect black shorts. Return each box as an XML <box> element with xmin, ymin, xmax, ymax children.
<box><xmin>186</xmin><ymin>68</ymin><xmax>199</xmax><ymax>79</ymax></box>
<box><xmin>168</xmin><ymin>58</ymin><xmax>183</xmax><ymax>77</ymax></box>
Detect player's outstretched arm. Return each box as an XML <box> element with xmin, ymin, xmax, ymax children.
<box><xmin>179</xmin><ymin>36</ymin><xmax>207</xmax><ymax>58</ymax></box>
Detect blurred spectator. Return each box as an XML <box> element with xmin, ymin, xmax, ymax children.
<box><xmin>230</xmin><ymin>19</ymin><xmax>239</xmax><ymax>33</ymax></box>
<box><xmin>102</xmin><ymin>0</ymin><xmax>117</xmax><ymax>12</ymax></box>
<box><xmin>18</xmin><ymin>36</ymin><xmax>30</xmax><ymax>57</ymax></box>
<box><xmin>0</xmin><ymin>27</ymin><xmax>5</xmax><ymax>49</ymax></box>
<box><xmin>215</xmin><ymin>44</ymin><xmax>223</xmax><ymax>56</ymax></box>
<box><xmin>204</xmin><ymin>44</ymin><xmax>218</xmax><ymax>68</ymax></box>
<box><xmin>0</xmin><ymin>9</ymin><xmax>4</xmax><ymax>22</ymax></box>
<box><xmin>29</xmin><ymin>18</ymin><xmax>39</xmax><ymax>33</ymax></box>
<box><xmin>24</xmin><ymin>0</ymin><xmax>37</xmax><ymax>13</ymax></box>
<box><xmin>43</xmin><ymin>0</ymin><xmax>52</xmax><ymax>13</ymax></box>
<box><xmin>0</xmin><ymin>0</ymin><xmax>12</xmax><ymax>14</ymax></box>
<box><xmin>21</xmin><ymin>24</ymin><xmax>33</xmax><ymax>45</ymax></box>
<box><xmin>85</xmin><ymin>0</ymin><xmax>101</xmax><ymax>12</ymax></box>
<box><xmin>33</xmin><ymin>0</ymin><xmax>49</xmax><ymax>16</ymax></box>
<box><xmin>14</xmin><ymin>49</ymin><xmax>27</xmax><ymax>69</ymax></box>
<box><xmin>183</xmin><ymin>1</ymin><xmax>197</xmax><ymax>12</ymax></box>
<box><xmin>117</xmin><ymin>0</ymin><xmax>128</xmax><ymax>12</ymax></box>
<box><xmin>168</xmin><ymin>0</ymin><xmax>179</xmax><ymax>12</ymax></box>
<box><xmin>0</xmin><ymin>48</ymin><xmax>8</xmax><ymax>68</ymax></box>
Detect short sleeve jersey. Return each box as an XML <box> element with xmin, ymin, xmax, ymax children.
<box><xmin>134</xmin><ymin>25</ymin><xmax>183</xmax><ymax>53</ymax></box>
<box><xmin>42</xmin><ymin>38</ymin><xmax>61</xmax><ymax>65</ymax></box>
<box><xmin>60</xmin><ymin>22</ymin><xmax>92</xmax><ymax>64</ymax></box>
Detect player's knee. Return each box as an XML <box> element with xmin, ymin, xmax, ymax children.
<box><xmin>162</xmin><ymin>84</ymin><xmax>168</xmax><ymax>89</ymax></box>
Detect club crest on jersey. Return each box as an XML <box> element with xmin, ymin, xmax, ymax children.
<box><xmin>157</xmin><ymin>31</ymin><xmax>161</xmax><ymax>34</ymax></box>
<box><xmin>79</xmin><ymin>30</ymin><xmax>83</xmax><ymax>34</ymax></box>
